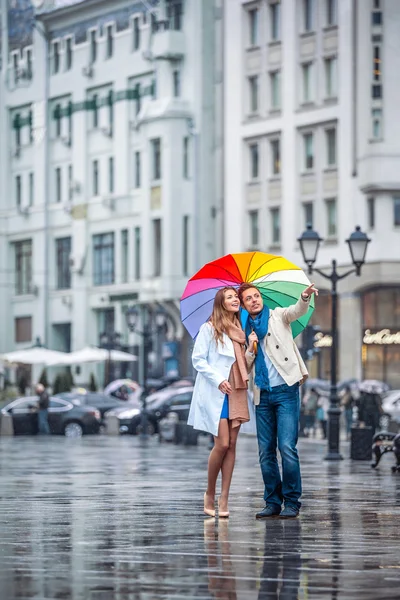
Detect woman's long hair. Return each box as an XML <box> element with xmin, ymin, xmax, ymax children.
<box><xmin>209</xmin><ymin>287</ymin><xmax>241</xmax><ymax>344</ymax></box>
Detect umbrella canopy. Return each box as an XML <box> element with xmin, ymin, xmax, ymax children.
<box><xmin>104</xmin><ymin>379</ymin><xmax>140</xmax><ymax>396</ymax></box>
<box><xmin>358</xmin><ymin>380</ymin><xmax>390</xmax><ymax>395</ymax></box>
<box><xmin>0</xmin><ymin>347</ymin><xmax>68</xmax><ymax>366</ymax></box>
<box><xmin>47</xmin><ymin>346</ymin><xmax>137</xmax><ymax>366</ymax></box>
<box><xmin>181</xmin><ymin>252</ymin><xmax>315</xmax><ymax>339</ymax></box>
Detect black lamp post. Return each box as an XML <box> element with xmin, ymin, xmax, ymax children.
<box><xmin>99</xmin><ymin>331</ymin><xmax>122</xmax><ymax>386</ymax></box>
<box><xmin>297</xmin><ymin>225</ymin><xmax>371</xmax><ymax>461</ymax></box>
<box><xmin>125</xmin><ymin>304</ymin><xmax>167</xmax><ymax>437</ymax></box>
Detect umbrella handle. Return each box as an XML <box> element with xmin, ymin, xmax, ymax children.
<box><xmin>253</xmin><ymin>341</ymin><xmax>258</xmax><ymax>356</ymax></box>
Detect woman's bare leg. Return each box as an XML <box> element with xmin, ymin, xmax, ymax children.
<box><xmin>219</xmin><ymin>422</ymin><xmax>240</xmax><ymax>512</ymax></box>
<box><xmin>205</xmin><ymin>419</ymin><xmax>230</xmax><ymax>511</ymax></box>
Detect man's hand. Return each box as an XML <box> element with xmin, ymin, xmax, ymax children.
<box><xmin>248</xmin><ymin>331</ymin><xmax>258</xmax><ymax>346</ymax></box>
<box><xmin>302</xmin><ymin>283</ymin><xmax>319</xmax><ymax>299</ymax></box>
<box><xmin>218</xmin><ymin>380</ymin><xmax>232</xmax><ymax>395</ymax></box>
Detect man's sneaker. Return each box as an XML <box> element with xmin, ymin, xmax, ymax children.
<box><xmin>255</xmin><ymin>505</ymin><xmax>281</xmax><ymax>519</ymax></box>
<box><xmin>280</xmin><ymin>505</ymin><xmax>299</xmax><ymax>519</ymax></box>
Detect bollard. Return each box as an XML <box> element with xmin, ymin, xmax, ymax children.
<box><xmin>350</xmin><ymin>426</ymin><xmax>373</xmax><ymax>460</ymax></box>
<box><xmin>104</xmin><ymin>414</ymin><xmax>120</xmax><ymax>435</ymax></box>
<box><xmin>0</xmin><ymin>412</ymin><xmax>14</xmax><ymax>436</ymax></box>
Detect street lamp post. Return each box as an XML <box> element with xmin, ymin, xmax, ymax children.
<box><xmin>125</xmin><ymin>305</ymin><xmax>167</xmax><ymax>438</ymax></box>
<box><xmin>297</xmin><ymin>225</ymin><xmax>371</xmax><ymax>461</ymax></box>
<box><xmin>99</xmin><ymin>331</ymin><xmax>122</xmax><ymax>387</ymax></box>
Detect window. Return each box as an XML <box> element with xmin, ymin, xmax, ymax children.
<box><xmin>26</xmin><ymin>48</ymin><xmax>32</xmax><ymax>78</ymax></box>
<box><xmin>303</xmin><ymin>202</ymin><xmax>314</xmax><ymax>228</ymax></box>
<box><xmin>107</xmin><ymin>90</ymin><xmax>114</xmax><ymax>135</ymax></box>
<box><xmin>108</xmin><ymin>157</ymin><xmax>114</xmax><ymax>194</ymax></box>
<box><xmin>56</xmin><ymin>237</ymin><xmax>71</xmax><ymax>290</ymax></box>
<box><xmin>151</xmin><ymin>138</ymin><xmax>161</xmax><ymax>180</ymax></box>
<box><xmin>303</xmin><ymin>133</ymin><xmax>314</xmax><ymax>170</ymax></box>
<box><xmin>153</xmin><ymin>219</ymin><xmax>162</xmax><ymax>277</ymax></box>
<box><xmin>326</xmin><ymin>0</ymin><xmax>337</xmax><ymax>26</ymax></box>
<box><xmin>373</xmin><ymin>45</ymin><xmax>381</xmax><ymax>82</ymax></box>
<box><xmin>121</xmin><ymin>230</ymin><xmax>129</xmax><ymax>283</ymax></box>
<box><xmin>93</xmin><ymin>233</ymin><xmax>114</xmax><ymax>285</ymax></box>
<box><xmin>166</xmin><ymin>0</ymin><xmax>183</xmax><ymax>30</ymax></box>
<box><xmin>372</xmin><ymin>5</ymin><xmax>382</xmax><ymax>26</ymax></box>
<box><xmin>12</xmin><ymin>53</ymin><xmax>18</xmax><ymax>84</ymax></box>
<box><xmin>55</xmin><ymin>167</ymin><xmax>62</xmax><ymax>203</ymax></box>
<box><xmin>248</xmin><ymin>8</ymin><xmax>259</xmax><ymax>46</ymax></box>
<box><xmin>92</xmin><ymin>160</ymin><xmax>99</xmax><ymax>196</ymax></box>
<box><xmin>367</xmin><ymin>197</ymin><xmax>375</xmax><ymax>229</ymax></box>
<box><xmin>134</xmin><ymin>83</ymin><xmax>141</xmax><ymax>116</ymax></box>
<box><xmin>270</xmin><ymin>2</ymin><xmax>281</xmax><ymax>41</ymax></box>
<box><xmin>183</xmin><ymin>136</ymin><xmax>189</xmax><ymax>179</ymax></box>
<box><xmin>249</xmin><ymin>143</ymin><xmax>259</xmax><ymax>179</ymax></box>
<box><xmin>90</xmin><ymin>30</ymin><xmax>97</xmax><ymax>63</ymax></box>
<box><xmin>394</xmin><ymin>197</ymin><xmax>400</xmax><ymax>227</ymax></box>
<box><xmin>106</xmin><ymin>25</ymin><xmax>113</xmax><ymax>59</ymax></box>
<box><xmin>183</xmin><ymin>215</ymin><xmax>189</xmax><ymax>276</ymax></box>
<box><xmin>249</xmin><ymin>75</ymin><xmax>259</xmax><ymax>113</ymax></box>
<box><xmin>133</xmin><ymin>17</ymin><xmax>140</xmax><ymax>50</ymax></box>
<box><xmin>326</xmin><ymin>198</ymin><xmax>337</xmax><ymax>237</ymax></box>
<box><xmin>270</xmin><ymin>208</ymin><xmax>280</xmax><ymax>245</ymax></box>
<box><xmin>52</xmin><ymin>41</ymin><xmax>60</xmax><ymax>74</ymax></box>
<box><xmin>302</xmin><ymin>62</ymin><xmax>313</xmax><ymax>103</ymax></box>
<box><xmin>372</xmin><ymin>84</ymin><xmax>382</xmax><ymax>99</ymax></box>
<box><xmin>271</xmin><ymin>139</ymin><xmax>281</xmax><ymax>175</ymax></box>
<box><xmin>134</xmin><ymin>151</ymin><xmax>141</xmax><ymax>188</ymax></box>
<box><xmin>15</xmin><ymin>240</ymin><xmax>32</xmax><ymax>295</ymax></box>
<box><xmin>249</xmin><ymin>210</ymin><xmax>259</xmax><ymax>246</ymax></box>
<box><xmin>55</xmin><ymin>104</ymin><xmax>62</xmax><ymax>137</ymax></box>
<box><xmin>326</xmin><ymin>128</ymin><xmax>337</xmax><ymax>166</ymax></box>
<box><xmin>173</xmin><ymin>69</ymin><xmax>181</xmax><ymax>97</ymax></box>
<box><xmin>14</xmin><ymin>113</ymin><xmax>21</xmax><ymax>148</ymax></box>
<box><xmin>65</xmin><ymin>37</ymin><xmax>72</xmax><ymax>70</ymax></box>
<box><xmin>15</xmin><ymin>316</ymin><xmax>32</xmax><ymax>343</ymax></box>
<box><xmin>372</xmin><ymin>108</ymin><xmax>382</xmax><ymax>139</ymax></box>
<box><xmin>304</xmin><ymin>0</ymin><xmax>314</xmax><ymax>32</ymax></box>
<box><xmin>15</xmin><ymin>175</ymin><xmax>22</xmax><ymax>209</ymax></box>
<box><xmin>29</xmin><ymin>172</ymin><xmax>34</xmax><ymax>207</ymax></box>
<box><xmin>134</xmin><ymin>226</ymin><xmax>141</xmax><ymax>280</ymax></box>
<box><xmin>92</xmin><ymin>94</ymin><xmax>98</xmax><ymax>128</ymax></box>
<box><xmin>270</xmin><ymin>71</ymin><xmax>281</xmax><ymax>110</ymax></box>
<box><xmin>325</xmin><ymin>57</ymin><xmax>337</xmax><ymax>98</ymax></box>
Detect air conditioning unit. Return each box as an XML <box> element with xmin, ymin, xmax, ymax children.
<box><xmin>101</xmin><ymin>126</ymin><xmax>112</xmax><ymax>138</ymax></box>
<box><xmin>69</xmin><ymin>180</ymin><xmax>81</xmax><ymax>195</ymax></box>
<box><xmin>130</xmin><ymin>118</ymin><xmax>140</xmax><ymax>131</ymax></box>
<box><xmin>31</xmin><ymin>284</ymin><xmax>39</xmax><ymax>296</ymax></box>
<box><xmin>17</xmin><ymin>205</ymin><xmax>30</xmax><ymax>216</ymax></box>
<box><xmin>61</xmin><ymin>295</ymin><xmax>72</xmax><ymax>307</ymax></box>
<box><xmin>16</xmin><ymin>61</ymin><xmax>32</xmax><ymax>81</ymax></box>
<box><xmin>13</xmin><ymin>146</ymin><xmax>21</xmax><ymax>159</ymax></box>
<box><xmin>69</xmin><ymin>253</ymin><xmax>86</xmax><ymax>275</ymax></box>
<box><xmin>82</xmin><ymin>64</ymin><xmax>94</xmax><ymax>78</ymax></box>
<box><xmin>142</xmin><ymin>50</ymin><xmax>153</xmax><ymax>61</ymax></box>
<box><xmin>63</xmin><ymin>202</ymin><xmax>73</xmax><ymax>215</ymax></box>
<box><xmin>61</xmin><ymin>136</ymin><xmax>71</xmax><ymax>147</ymax></box>
<box><xmin>102</xmin><ymin>195</ymin><xmax>116</xmax><ymax>210</ymax></box>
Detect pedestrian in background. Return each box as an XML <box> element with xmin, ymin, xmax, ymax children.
<box><xmin>317</xmin><ymin>395</ymin><xmax>329</xmax><ymax>439</ymax></box>
<box><xmin>189</xmin><ymin>287</ymin><xmax>255</xmax><ymax>518</ymax></box>
<box><xmin>36</xmin><ymin>383</ymin><xmax>50</xmax><ymax>435</ymax></box>
<box><xmin>303</xmin><ymin>387</ymin><xmax>318</xmax><ymax>437</ymax></box>
<box><xmin>341</xmin><ymin>385</ymin><xmax>355</xmax><ymax>440</ymax></box>
<box><xmin>359</xmin><ymin>388</ymin><xmax>383</xmax><ymax>435</ymax></box>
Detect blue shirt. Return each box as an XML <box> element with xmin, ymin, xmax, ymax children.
<box><xmin>260</xmin><ymin>343</ymin><xmax>286</xmax><ymax>388</ymax></box>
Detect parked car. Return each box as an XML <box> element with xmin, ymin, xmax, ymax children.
<box><xmin>1</xmin><ymin>396</ymin><xmax>101</xmax><ymax>437</ymax></box>
<box><xmin>56</xmin><ymin>391</ymin><xmax>140</xmax><ymax>425</ymax></box>
<box><xmin>106</xmin><ymin>386</ymin><xmax>193</xmax><ymax>435</ymax></box>
<box><xmin>380</xmin><ymin>390</ymin><xmax>400</xmax><ymax>429</ymax></box>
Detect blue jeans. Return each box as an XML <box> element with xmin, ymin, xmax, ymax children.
<box><xmin>38</xmin><ymin>409</ymin><xmax>50</xmax><ymax>435</ymax></box>
<box><xmin>256</xmin><ymin>383</ymin><xmax>302</xmax><ymax>510</ymax></box>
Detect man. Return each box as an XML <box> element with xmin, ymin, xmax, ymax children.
<box><xmin>238</xmin><ymin>282</ymin><xmax>318</xmax><ymax>519</ymax></box>
<box><xmin>36</xmin><ymin>383</ymin><xmax>50</xmax><ymax>435</ymax></box>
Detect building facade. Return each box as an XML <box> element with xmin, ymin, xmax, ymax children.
<box><xmin>224</xmin><ymin>0</ymin><xmax>400</xmax><ymax>387</ymax></box>
<box><xmin>0</xmin><ymin>0</ymin><xmax>222</xmax><ymax>385</ymax></box>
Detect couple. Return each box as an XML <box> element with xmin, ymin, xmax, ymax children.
<box><xmin>188</xmin><ymin>282</ymin><xmax>318</xmax><ymax>519</ymax></box>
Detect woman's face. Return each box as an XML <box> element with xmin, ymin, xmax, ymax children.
<box><xmin>223</xmin><ymin>289</ymin><xmax>240</xmax><ymax>313</ymax></box>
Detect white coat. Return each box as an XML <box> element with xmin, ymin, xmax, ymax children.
<box><xmin>188</xmin><ymin>322</ymin><xmax>255</xmax><ymax>436</ymax></box>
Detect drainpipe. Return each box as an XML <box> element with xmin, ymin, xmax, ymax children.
<box><xmin>351</xmin><ymin>0</ymin><xmax>357</xmax><ymax>177</ymax></box>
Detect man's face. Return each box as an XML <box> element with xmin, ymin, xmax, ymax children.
<box><xmin>241</xmin><ymin>287</ymin><xmax>264</xmax><ymax>316</ymax></box>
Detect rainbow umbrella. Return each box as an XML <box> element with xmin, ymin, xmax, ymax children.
<box><xmin>180</xmin><ymin>252</ymin><xmax>314</xmax><ymax>339</ymax></box>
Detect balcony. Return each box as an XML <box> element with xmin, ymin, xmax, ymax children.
<box><xmin>152</xmin><ymin>30</ymin><xmax>185</xmax><ymax>61</ymax></box>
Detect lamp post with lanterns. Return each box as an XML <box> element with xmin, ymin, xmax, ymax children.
<box><xmin>99</xmin><ymin>331</ymin><xmax>122</xmax><ymax>387</ymax></box>
<box><xmin>297</xmin><ymin>225</ymin><xmax>371</xmax><ymax>460</ymax></box>
<box><xmin>125</xmin><ymin>305</ymin><xmax>167</xmax><ymax>437</ymax></box>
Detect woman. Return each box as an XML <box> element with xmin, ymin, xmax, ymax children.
<box><xmin>188</xmin><ymin>287</ymin><xmax>257</xmax><ymax>518</ymax></box>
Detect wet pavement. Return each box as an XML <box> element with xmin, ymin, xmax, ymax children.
<box><xmin>0</xmin><ymin>434</ymin><xmax>399</xmax><ymax>600</ymax></box>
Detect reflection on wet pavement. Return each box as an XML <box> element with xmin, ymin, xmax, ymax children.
<box><xmin>0</xmin><ymin>435</ymin><xmax>399</xmax><ymax>599</ymax></box>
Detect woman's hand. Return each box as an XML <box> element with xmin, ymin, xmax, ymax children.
<box><xmin>248</xmin><ymin>332</ymin><xmax>258</xmax><ymax>346</ymax></box>
<box><xmin>218</xmin><ymin>380</ymin><xmax>232</xmax><ymax>395</ymax></box>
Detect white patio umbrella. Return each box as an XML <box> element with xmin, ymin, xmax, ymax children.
<box><xmin>0</xmin><ymin>347</ymin><xmax>68</xmax><ymax>366</ymax></box>
<box><xmin>47</xmin><ymin>346</ymin><xmax>137</xmax><ymax>366</ymax></box>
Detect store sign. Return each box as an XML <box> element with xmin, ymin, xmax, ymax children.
<box><xmin>363</xmin><ymin>329</ymin><xmax>400</xmax><ymax>345</ymax></box>
<box><xmin>314</xmin><ymin>332</ymin><xmax>332</xmax><ymax>348</ymax></box>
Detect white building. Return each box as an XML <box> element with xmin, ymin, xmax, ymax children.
<box><xmin>0</xmin><ymin>0</ymin><xmax>223</xmax><ymax>385</ymax></box>
<box><xmin>224</xmin><ymin>0</ymin><xmax>400</xmax><ymax>387</ymax></box>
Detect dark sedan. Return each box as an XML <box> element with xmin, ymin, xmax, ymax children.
<box><xmin>1</xmin><ymin>396</ymin><xmax>101</xmax><ymax>437</ymax></box>
<box><xmin>106</xmin><ymin>386</ymin><xmax>193</xmax><ymax>435</ymax></box>
<box><xmin>56</xmin><ymin>392</ymin><xmax>140</xmax><ymax>426</ymax></box>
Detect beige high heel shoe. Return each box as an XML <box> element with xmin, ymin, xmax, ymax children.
<box><xmin>204</xmin><ymin>492</ymin><xmax>216</xmax><ymax>517</ymax></box>
<box><xmin>218</xmin><ymin>497</ymin><xmax>230</xmax><ymax>518</ymax></box>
